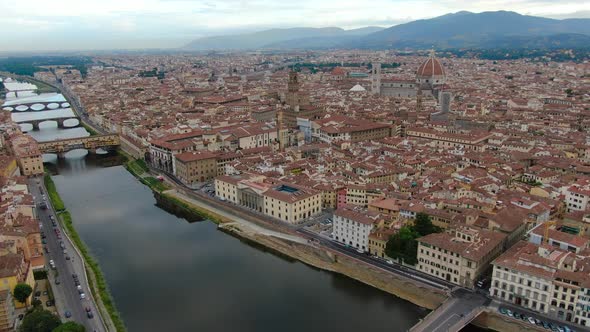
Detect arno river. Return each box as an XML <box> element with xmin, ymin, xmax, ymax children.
<box><xmin>47</xmin><ymin>154</ymin><xmax>429</xmax><ymax>332</ymax></box>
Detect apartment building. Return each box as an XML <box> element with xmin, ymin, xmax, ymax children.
<box><xmin>9</xmin><ymin>134</ymin><xmax>43</xmax><ymax>177</ymax></box>
<box><xmin>332</xmin><ymin>206</ymin><xmax>382</xmax><ymax>252</ymax></box>
<box><xmin>565</xmin><ymin>179</ymin><xmax>590</xmax><ymax>213</ymax></box>
<box><xmin>417</xmin><ymin>226</ymin><xmax>506</xmax><ymax>288</ymax></box>
<box><xmin>173</xmin><ymin>151</ymin><xmax>218</xmax><ymax>186</ymax></box>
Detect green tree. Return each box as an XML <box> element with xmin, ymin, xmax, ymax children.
<box><xmin>19</xmin><ymin>309</ymin><xmax>61</xmax><ymax>332</ymax></box>
<box><xmin>52</xmin><ymin>322</ymin><xmax>85</xmax><ymax>332</ymax></box>
<box><xmin>13</xmin><ymin>283</ymin><xmax>33</xmax><ymax>309</ymax></box>
<box><xmin>385</xmin><ymin>226</ymin><xmax>419</xmax><ymax>265</ymax></box>
<box><xmin>414</xmin><ymin>212</ymin><xmax>441</xmax><ymax>236</ymax></box>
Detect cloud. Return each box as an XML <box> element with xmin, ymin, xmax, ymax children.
<box><xmin>1</xmin><ymin>0</ymin><xmax>589</xmax><ymax>51</ymax></box>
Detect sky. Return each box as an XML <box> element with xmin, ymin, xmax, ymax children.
<box><xmin>0</xmin><ymin>0</ymin><xmax>589</xmax><ymax>52</ymax></box>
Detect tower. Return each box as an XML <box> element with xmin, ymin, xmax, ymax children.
<box><xmin>416</xmin><ymin>87</ymin><xmax>423</xmax><ymax>112</ymax></box>
<box><xmin>371</xmin><ymin>63</ymin><xmax>381</xmax><ymax>95</ymax></box>
<box><xmin>288</xmin><ymin>71</ymin><xmax>300</xmax><ymax>93</ymax></box>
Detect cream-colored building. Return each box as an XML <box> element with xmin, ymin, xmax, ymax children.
<box><xmin>215</xmin><ymin>174</ymin><xmax>322</xmax><ymax>224</ymax></box>
<box><xmin>491</xmin><ymin>233</ymin><xmax>590</xmax><ymax>326</ymax></box>
<box><xmin>9</xmin><ymin>134</ymin><xmax>43</xmax><ymax>177</ymax></box>
<box><xmin>417</xmin><ymin>226</ymin><xmax>505</xmax><ymax>288</ymax></box>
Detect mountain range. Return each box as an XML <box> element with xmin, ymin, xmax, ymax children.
<box><xmin>183</xmin><ymin>11</ymin><xmax>590</xmax><ymax>51</ymax></box>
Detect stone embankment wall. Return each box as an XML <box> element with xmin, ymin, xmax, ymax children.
<box><xmin>472</xmin><ymin>310</ymin><xmax>545</xmax><ymax>332</ymax></box>
<box><xmin>220</xmin><ymin>223</ymin><xmax>447</xmax><ymax>310</ymax></box>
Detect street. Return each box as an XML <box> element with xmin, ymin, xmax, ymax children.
<box><xmin>29</xmin><ymin>177</ymin><xmax>106</xmax><ymax>332</ymax></box>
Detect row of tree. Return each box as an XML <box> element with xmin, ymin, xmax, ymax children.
<box><xmin>13</xmin><ymin>283</ymin><xmax>86</xmax><ymax>332</ymax></box>
<box><xmin>384</xmin><ymin>213</ymin><xmax>442</xmax><ymax>265</ymax></box>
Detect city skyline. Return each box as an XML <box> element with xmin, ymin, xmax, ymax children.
<box><xmin>1</xmin><ymin>0</ymin><xmax>590</xmax><ymax>51</ymax></box>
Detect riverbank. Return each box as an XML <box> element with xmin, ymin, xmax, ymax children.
<box><xmin>43</xmin><ymin>174</ymin><xmax>126</xmax><ymax>332</ymax></box>
<box><xmin>120</xmin><ymin>162</ymin><xmax>449</xmax><ymax>307</ymax></box>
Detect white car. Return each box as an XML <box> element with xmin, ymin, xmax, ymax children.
<box><xmin>527</xmin><ymin>317</ymin><xmax>536</xmax><ymax>325</ymax></box>
<box><xmin>80</xmin><ymin>293</ymin><xmax>86</xmax><ymax>300</ymax></box>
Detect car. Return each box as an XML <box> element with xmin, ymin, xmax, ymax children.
<box><xmin>55</xmin><ymin>279</ymin><xmax>60</xmax><ymax>285</ymax></box>
<box><xmin>506</xmin><ymin>309</ymin><xmax>513</xmax><ymax>317</ymax></box>
<box><xmin>558</xmin><ymin>327</ymin><xmax>565</xmax><ymax>332</ymax></box>
<box><xmin>499</xmin><ymin>307</ymin><xmax>508</xmax><ymax>315</ymax></box>
<box><xmin>563</xmin><ymin>326</ymin><xmax>572</xmax><ymax>332</ymax></box>
<box><xmin>46</xmin><ymin>300</ymin><xmax>53</xmax><ymax>307</ymax></box>
<box><xmin>44</xmin><ymin>247</ymin><xmax>49</xmax><ymax>253</ymax></box>
<box><xmin>535</xmin><ymin>318</ymin><xmax>542</xmax><ymax>325</ymax></box>
<box><xmin>78</xmin><ymin>288</ymin><xmax>84</xmax><ymax>294</ymax></box>
<box><xmin>49</xmin><ymin>260</ymin><xmax>54</xmax><ymax>265</ymax></box>
<box><xmin>528</xmin><ymin>317</ymin><xmax>536</xmax><ymax>324</ymax></box>
<box><xmin>65</xmin><ymin>255</ymin><xmax>70</xmax><ymax>260</ymax></box>
<box><xmin>87</xmin><ymin>311</ymin><xmax>94</xmax><ymax>319</ymax></box>
<box><xmin>56</xmin><ymin>234</ymin><xmax>62</xmax><ymax>240</ymax></box>
<box><xmin>542</xmin><ymin>322</ymin><xmax>550</xmax><ymax>329</ymax></box>
<box><xmin>64</xmin><ymin>311</ymin><xmax>71</xmax><ymax>318</ymax></box>
<box><xmin>42</xmin><ymin>239</ymin><xmax>47</xmax><ymax>244</ymax></box>
<box><xmin>80</xmin><ymin>293</ymin><xmax>86</xmax><ymax>300</ymax></box>
<box><xmin>77</xmin><ymin>285</ymin><xmax>82</xmax><ymax>291</ymax></box>
<box><xmin>43</xmin><ymin>291</ymin><xmax>48</xmax><ymax>296</ymax></box>
<box><xmin>62</xmin><ymin>249</ymin><xmax>67</xmax><ymax>255</ymax></box>
<box><xmin>18</xmin><ymin>313</ymin><xmax>24</xmax><ymax>320</ymax></box>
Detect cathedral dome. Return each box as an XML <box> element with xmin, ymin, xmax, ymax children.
<box><xmin>416</xmin><ymin>53</ymin><xmax>446</xmax><ymax>85</ymax></box>
<box><xmin>417</xmin><ymin>56</ymin><xmax>445</xmax><ymax>77</ymax></box>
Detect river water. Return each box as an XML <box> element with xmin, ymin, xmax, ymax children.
<box><xmin>47</xmin><ymin>154</ymin><xmax>429</xmax><ymax>332</ymax></box>
<box><xmin>6</xmin><ymin>85</ymin><xmax>465</xmax><ymax>332</ymax></box>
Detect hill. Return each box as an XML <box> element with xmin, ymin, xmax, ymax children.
<box><xmin>183</xmin><ymin>27</ymin><xmax>384</xmax><ymax>51</ymax></box>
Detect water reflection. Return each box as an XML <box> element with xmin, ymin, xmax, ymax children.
<box><xmin>49</xmin><ymin>158</ymin><xmax>426</xmax><ymax>332</ymax></box>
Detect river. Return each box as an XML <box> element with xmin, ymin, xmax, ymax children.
<box><xmin>47</xmin><ymin>154</ymin><xmax>430</xmax><ymax>332</ymax></box>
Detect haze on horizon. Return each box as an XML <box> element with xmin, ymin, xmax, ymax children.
<box><xmin>1</xmin><ymin>0</ymin><xmax>589</xmax><ymax>52</ymax></box>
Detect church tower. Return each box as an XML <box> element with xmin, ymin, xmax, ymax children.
<box><xmin>371</xmin><ymin>63</ymin><xmax>381</xmax><ymax>95</ymax></box>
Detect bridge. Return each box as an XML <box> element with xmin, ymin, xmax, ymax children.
<box><xmin>409</xmin><ymin>289</ymin><xmax>488</xmax><ymax>332</ymax></box>
<box><xmin>2</xmin><ymin>100</ymin><xmax>70</xmax><ymax>112</ymax></box>
<box><xmin>17</xmin><ymin>116</ymin><xmax>80</xmax><ymax>131</ymax></box>
<box><xmin>38</xmin><ymin>134</ymin><xmax>120</xmax><ymax>155</ymax></box>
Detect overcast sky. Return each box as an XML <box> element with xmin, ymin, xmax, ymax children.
<box><xmin>1</xmin><ymin>0</ymin><xmax>589</xmax><ymax>52</ymax></box>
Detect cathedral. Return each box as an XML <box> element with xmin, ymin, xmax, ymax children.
<box><xmin>372</xmin><ymin>52</ymin><xmax>452</xmax><ymax>120</ymax></box>
<box><xmin>371</xmin><ymin>52</ymin><xmax>448</xmax><ymax>100</ymax></box>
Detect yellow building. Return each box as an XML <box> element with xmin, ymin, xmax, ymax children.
<box><xmin>9</xmin><ymin>134</ymin><xmax>43</xmax><ymax>177</ymax></box>
<box><xmin>0</xmin><ymin>156</ymin><xmax>17</xmax><ymax>178</ymax></box>
<box><xmin>368</xmin><ymin>229</ymin><xmax>396</xmax><ymax>258</ymax></box>
<box><xmin>263</xmin><ymin>184</ymin><xmax>322</xmax><ymax>224</ymax></box>
<box><xmin>0</xmin><ymin>253</ymin><xmax>35</xmax><ymax>308</ymax></box>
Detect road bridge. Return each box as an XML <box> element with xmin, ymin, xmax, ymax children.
<box><xmin>38</xmin><ymin>134</ymin><xmax>120</xmax><ymax>155</ymax></box>
<box><xmin>17</xmin><ymin>116</ymin><xmax>80</xmax><ymax>130</ymax></box>
<box><xmin>409</xmin><ymin>289</ymin><xmax>488</xmax><ymax>332</ymax></box>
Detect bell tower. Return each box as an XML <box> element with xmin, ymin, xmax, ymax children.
<box><xmin>371</xmin><ymin>63</ymin><xmax>381</xmax><ymax>95</ymax></box>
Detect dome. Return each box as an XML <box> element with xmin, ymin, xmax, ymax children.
<box><xmin>416</xmin><ymin>56</ymin><xmax>445</xmax><ymax>78</ymax></box>
<box><xmin>349</xmin><ymin>84</ymin><xmax>366</xmax><ymax>92</ymax></box>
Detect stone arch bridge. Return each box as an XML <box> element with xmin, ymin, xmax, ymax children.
<box><xmin>38</xmin><ymin>134</ymin><xmax>120</xmax><ymax>155</ymax></box>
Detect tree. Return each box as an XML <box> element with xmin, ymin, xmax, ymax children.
<box><xmin>385</xmin><ymin>226</ymin><xmax>419</xmax><ymax>265</ymax></box>
<box><xmin>414</xmin><ymin>212</ymin><xmax>440</xmax><ymax>236</ymax></box>
<box><xmin>52</xmin><ymin>322</ymin><xmax>86</xmax><ymax>332</ymax></box>
<box><xmin>19</xmin><ymin>309</ymin><xmax>61</xmax><ymax>332</ymax></box>
<box><xmin>13</xmin><ymin>283</ymin><xmax>33</xmax><ymax>309</ymax></box>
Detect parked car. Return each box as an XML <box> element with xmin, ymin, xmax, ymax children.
<box><xmin>65</xmin><ymin>255</ymin><xmax>70</xmax><ymax>260</ymax></box>
<box><xmin>55</xmin><ymin>279</ymin><xmax>60</xmax><ymax>285</ymax></box>
<box><xmin>80</xmin><ymin>293</ymin><xmax>86</xmax><ymax>300</ymax></box>
<box><xmin>64</xmin><ymin>311</ymin><xmax>71</xmax><ymax>318</ymax></box>
<box><xmin>87</xmin><ymin>311</ymin><xmax>94</xmax><ymax>319</ymax></box>
<box><xmin>46</xmin><ymin>300</ymin><xmax>53</xmax><ymax>307</ymax></box>
<box><xmin>528</xmin><ymin>317</ymin><xmax>536</xmax><ymax>324</ymax></box>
